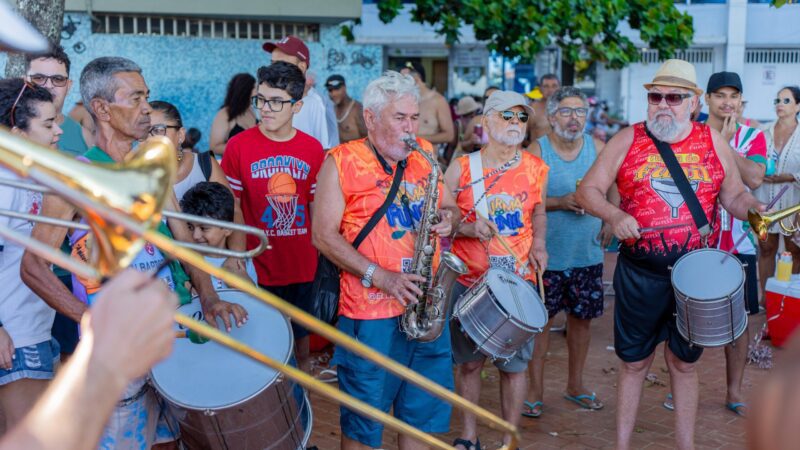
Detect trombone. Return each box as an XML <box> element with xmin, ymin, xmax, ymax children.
<box><xmin>748</xmin><ymin>205</ymin><xmax>800</xmax><ymax>241</ymax></box>
<box><xmin>0</xmin><ymin>130</ymin><xmax>520</xmax><ymax>450</ymax></box>
<box><xmin>0</xmin><ymin>178</ymin><xmax>271</xmax><ymax>259</ymax></box>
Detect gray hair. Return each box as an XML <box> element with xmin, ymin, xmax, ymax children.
<box><xmin>80</xmin><ymin>56</ymin><xmax>142</xmax><ymax>117</ymax></box>
<box><xmin>362</xmin><ymin>70</ymin><xmax>419</xmax><ymax>114</ymax></box>
<box><xmin>546</xmin><ymin>86</ymin><xmax>588</xmax><ymax>116</ymax></box>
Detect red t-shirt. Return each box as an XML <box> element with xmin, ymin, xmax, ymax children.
<box><xmin>221</xmin><ymin>127</ymin><xmax>324</xmax><ymax>285</ymax></box>
<box><xmin>617</xmin><ymin>122</ymin><xmax>724</xmax><ymax>274</ymax></box>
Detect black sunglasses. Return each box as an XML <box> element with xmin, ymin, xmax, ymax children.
<box><xmin>774</xmin><ymin>98</ymin><xmax>793</xmax><ymax>106</ymax></box>
<box><xmin>499</xmin><ymin>110</ymin><xmax>529</xmax><ymax>123</ymax></box>
<box><xmin>647</xmin><ymin>92</ymin><xmax>692</xmax><ymax>106</ymax></box>
<box><xmin>28</xmin><ymin>73</ymin><xmax>69</xmax><ymax>88</ymax></box>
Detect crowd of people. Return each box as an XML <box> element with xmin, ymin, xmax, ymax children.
<box><xmin>1</xmin><ymin>5</ymin><xmax>800</xmax><ymax>447</ymax></box>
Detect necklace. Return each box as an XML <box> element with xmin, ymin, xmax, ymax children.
<box><xmin>775</xmin><ymin>121</ymin><xmax>798</xmax><ymax>152</ymax></box>
<box><xmin>177</xmin><ymin>147</ymin><xmax>184</xmax><ymax>162</ymax></box>
<box><xmin>336</xmin><ymin>99</ymin><xmax>356</xmax><ymax>124</ymax></box>
<box><xmin>454</xmin><ymin>151</ymin><xmax>521</xmax><ymax>194</ymax></box>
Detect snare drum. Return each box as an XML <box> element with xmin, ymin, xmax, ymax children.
<box><xmin>671</xmin><ymin>249</ymin><xmax>748</xmax><ymax>347</ymax></box>
<box><xmin>150</xmin><ymin>289</ymin><xmax>312</xmax><ymax>450</ymax></box>
<box><xmin>453</xmin><ymin>268</ymin><xmax>548</xmax><ymax>361</ymax></box>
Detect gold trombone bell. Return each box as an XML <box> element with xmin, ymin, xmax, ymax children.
<box><xmin>0</xmin><ymin>128</ymin><xmax>520</xmax><ymax>449</ymax></box>
<box><xmin>748</xmin><ymin>205</ymin><xmax>800</xmax><ymax>241</ymax></box>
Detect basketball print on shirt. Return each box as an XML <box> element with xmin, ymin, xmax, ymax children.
<box><xmin>265</xmin><ymin>172</ymin><xmax>300</xmax><ymax>230</ymax></box>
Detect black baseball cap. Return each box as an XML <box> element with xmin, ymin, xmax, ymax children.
<box><xmin>707</xmin><ymin>72</ymin><xmax>743</xmax><ymax>94</ymax></box>
<box><xmin>325</xmin><ymin>74</ymin><xmax>345</xmax><ymax>89</ymax></box>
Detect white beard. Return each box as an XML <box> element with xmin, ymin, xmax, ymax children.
<box><xmin>646</xmin><ymin>110</ymin><xmax>690</xmax><ymax>142</ymax></box>
<box><xmin>552</xmin><ymin>120</ymin><xmax>584</xmax><ymax>142</ymax></box>
<box><xmin>489</xmin><ymin>125</ymin><xmax>525</xmax><ymax>146</ymax></box>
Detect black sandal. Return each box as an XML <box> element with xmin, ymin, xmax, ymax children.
<box><xmin>452</xmin><ymin>437</ymin><xmax>481</xmax><ymax>450</ymax></box>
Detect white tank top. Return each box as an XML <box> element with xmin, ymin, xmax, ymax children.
<box><xmin>173</xmin><ymin>154</ymin><xmax>208</xmax><ymax>201</ymax></box>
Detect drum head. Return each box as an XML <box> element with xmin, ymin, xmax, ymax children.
<box><xmin>672</xmin><ymin>249</ymin><xmax>744</xmax><ymax>300</ymax></box>
<box><xmin>151</xmin><ymin>289</ymin><xmax>293</xmax><ymax>410</ymax></box>
<box><xmin>486</xmin><ymin>268</ymin><xmax>547</xmax><ymax>329</ymax></box>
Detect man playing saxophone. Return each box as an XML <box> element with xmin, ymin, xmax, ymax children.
<box><xmin>312</xmin><ymin>70</ymin><xmax>459</xmax><ymax>450</ymax></box>
<box><xmin>444</xmin><ymin>90</ymin><xmax>549</xmax><ymax>450</ymax></box>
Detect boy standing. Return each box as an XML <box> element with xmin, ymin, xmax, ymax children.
<box><xmin>221</xmin><ymin>62</ymin><xmax>324</xmax><ymax>372</ymax></box>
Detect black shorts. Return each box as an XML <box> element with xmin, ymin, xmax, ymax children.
<box><xmin>260</xmin><ymin>282</ymin><xmax>314</xmax><ymax>340</ymax></box>
<box><xmin>736</xmin><ymin>253</ymin><xmax>759</xmax><ymax>316</ymax></box>
<box><xmin>613</xmin><ymin>255</ymin><xmax>703</xmax><ymax>364</ymax></box>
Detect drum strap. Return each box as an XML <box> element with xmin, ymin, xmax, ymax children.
<box><xmin>468</xmin><ymin>151</ymin><xmax>490</xmax><ymax>219</ymax></box>
<box><xmin>644</xmin><ymin>125</ymin><xmax>712</xmax><ymax>238</ymax></box>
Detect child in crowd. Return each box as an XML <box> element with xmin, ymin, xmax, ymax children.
<box><xmin>179</xmin><ymin>181</ymin><xmax>257</xmax><ymax>288</ymax></box>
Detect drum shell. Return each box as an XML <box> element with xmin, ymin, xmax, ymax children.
<box><xmin>150</xmin><ymin>289</ymin><xmax>311</xmax><ymax>450</ymax></box>
<box><xmin>672</xmin><ymin>250</ymin><xmax>748</xmax><ymax>348</ymax></box>
<box><xmin>454</xmin><ymin>269</ymin><xmax>547</xmax><ymax>360</ymax></box>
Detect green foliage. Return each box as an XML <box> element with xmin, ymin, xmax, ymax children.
<box><xmin>370</xmin><ymin>0</ymin><xmax>696</xmax><ymax>69</ymax></box>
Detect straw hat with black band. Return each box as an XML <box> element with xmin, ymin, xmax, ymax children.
<box><xmin>643</xmin><ymin>59</ymin><xmax>704</xmax><ymax>96</ymax></box>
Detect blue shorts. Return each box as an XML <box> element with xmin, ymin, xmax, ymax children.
<box><xmin>331</xmin><ymin>316</ymin><xmax>453</xmax><ymax>448</ymax></box>
<box><xmin>0</xmin><ymin>338</ymin><xmax>60</xmax><ymax>385</ymax></box>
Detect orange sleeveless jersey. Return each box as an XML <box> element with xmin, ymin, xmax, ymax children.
<box><xmin>451</xmin><ymin>151</ymin><xmax>549</xmax><ymax>286</ymax></box>
<box><xmin>330</xmin><ymin>138</ymin><xmax>443</xmax><ymax>320</ymax></box>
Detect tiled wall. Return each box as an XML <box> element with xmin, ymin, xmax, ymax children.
<box><xmin>1</xmin><ymin>13</ymin><xmax>383</xmax><ymax>150</ymax></box>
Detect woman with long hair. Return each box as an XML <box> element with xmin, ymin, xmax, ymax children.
<box><xmin>209</xmin><ymin>73</ymin><xmax>257</xmax><ymax>157</ymax></box>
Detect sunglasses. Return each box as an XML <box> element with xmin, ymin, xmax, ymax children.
<box><xmin>499</xmin><ymin>110</ymin><xmax>529</xmax><ymax>123</ymax></box>
<box><xmin>148</xmin><ymin>124</ymin><xmax>181</xmax><ymax>136</ymax></box>
<box><xmin>774</xmin><ymin>98</ymin><xmax>793</xmax><ymax>105</ymax></box>
<box><xmin>28</xmin><ymin>73</ymin><xmax>69</xmax><ymax>88</ymax></box>
<box><xmin>325</xmin><ymin>84</ymin><xmax>343</xmax><ymax>92</ymax></box>
<box><xmin>9</xmin><ymin>81</ymin><xmax>35</xmax><ymax>129</ymax></box>
<box><xmin>647</xmin><ymin>92</ymin><xmax>692</xmax><ymax>106</ymax></box>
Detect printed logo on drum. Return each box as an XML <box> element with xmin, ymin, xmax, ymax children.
<box><xmin>386</xmin><ymin>181</ymin><xmax>426</xmax><ymax>238</ymax></box>
<box><xmin>487</xmin><ymin>193</ymin><xmax>525</xmax><ymax>236</ymax></box>
<box><xmin>144</xmin><ymin>242</ymin><xmax>156</xmax><ymax>256</ymax></box>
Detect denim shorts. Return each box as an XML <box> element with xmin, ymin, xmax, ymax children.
<box><xmin>331</xmin><ymin>315</ymin><xmax>453</xmax><ymax>448</ymax></box>
<box><xmin>0</xmin><ymin>338</ymin><xmax>60</xmax><ymax>386</ymax></box>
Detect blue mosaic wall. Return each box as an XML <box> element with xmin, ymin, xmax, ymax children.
<box><xmin>0</xmin><ymin>13</ymin><xmax>383</xmax><ymax>150</ymax></box>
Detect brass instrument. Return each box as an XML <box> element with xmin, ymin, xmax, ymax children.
<box><xmin>0</xmin><ymin>129</ymin><xmax>519</xmax><ymax>450</ymax></box>
<box><xmin>748</xmin><ymin>205</ymin><xmax>800</xmax><ymax>241</ymax></box>
<box><xmin>0</xmin><ymin>177</ymin><xmax>271</xmax><ymax>259</ymax></box>
<box><xmin>400</xmin><ymin>136</ymin><xmax>468</xmax><ymax>342</ymax></box>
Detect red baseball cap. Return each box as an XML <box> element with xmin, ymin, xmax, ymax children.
<box><xmin>263</xmin><ymin>35</ymin><xmax>310</xmax><ymax>65</ymax></box>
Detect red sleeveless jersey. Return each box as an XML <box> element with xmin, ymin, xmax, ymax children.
<box><xmin>617</xmin><ymin>122</ymin><xmax>724</xmax><ymax>274</ymax></box>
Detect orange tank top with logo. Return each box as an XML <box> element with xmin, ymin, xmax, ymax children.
<box><xmin>617</xmin><ymin>122</ymin><xmax>724</xmax><ymax>275</ymax></box>
<box><xmin>451</xmin><ymin>151</ymin><xmax>549</xmax><ymax>286</ymax></box>
<box><xmin>330</xmin><ymin>138</ymin><xmax>442</xmax><ymax>320</ymax></box>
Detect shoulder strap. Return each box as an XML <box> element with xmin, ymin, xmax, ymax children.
<box><xmin>644</xmin><ymin>125</ymin><xmax>711</xmax><ymax>237</ymax></box>
<box><xmin>468</xmin><ymin>151</ymin><xmax>489</xmax><ymax>219</ymax></box>
<box><xmin>198</xmin><ymin>151</ymin><xmax>213</xmax><ymax>181</ymax></box>
<box><xmin>352</xmin><ymin>160</ymin><xmax>406</xmax><ymax>249</ymax></box>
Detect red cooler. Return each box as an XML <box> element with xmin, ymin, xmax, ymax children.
<box><xmin>765</xmin><ymin>276</ymin><xmax>800</xmax><ymax>347</ymax></box>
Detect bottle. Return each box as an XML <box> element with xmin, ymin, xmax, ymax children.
<box><xmin>777</xmin><ymin>251</ymin><xmax>793</xmax><ymax>282</ymax></box>
<box><xmin>177</xmin><ymin>329</ymin><xmax>210</xmax><ymax>344</ymax></box>
<box><xmin>766</xmin><ymin>150</ymin><xmax>777</xmax><ymax>176</ymax></box>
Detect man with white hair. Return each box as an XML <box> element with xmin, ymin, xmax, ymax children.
<box><xmin>313</xmin><ymin>71</ymin><xmax>459</xmax><ymax>450</ymax></box>
<box><xmin>576</xmin><ymin>59</ymin><xmax>764</xmax><ymax>449</ymax></box>
<box><xmin>445</xmin><ymin>90</ymin><xmax>549</xmax><ymax>450</ymax></box>
<box><xmin>525</xmin><ymin>86</ymin><xmax>608</xmax><ymax>419</ymax></box>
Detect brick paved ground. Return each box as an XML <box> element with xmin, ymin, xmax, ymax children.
<box><xmin>307</xmin><ymin>252</ymin><xmax>773</xmax><ymax>449</ymax></box>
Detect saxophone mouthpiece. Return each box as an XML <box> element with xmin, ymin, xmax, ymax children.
<box><xmin>402</xmin><ymin>135</ymin><xmax>419</xmax><ymax>150</ymax></box>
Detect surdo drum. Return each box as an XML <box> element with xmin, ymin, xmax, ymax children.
<box><xmin>453</xmin><ymin>268</ymin><xmax>548</xmax><ymax>361</ymax></box>
<box><xmin>150</xmin><ymin>289</ymin><xmax>311</xmax><ymax>450</ymax></box>
<box><xmin>671</xmin><ymin>249</ymin><xmax>748</xmax><ymax>347</ymax></box>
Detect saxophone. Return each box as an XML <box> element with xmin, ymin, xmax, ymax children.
<box><xmin>400</xmin><ymin>136</ymin><xmax>468</xmax><ymax>342</ymax></box>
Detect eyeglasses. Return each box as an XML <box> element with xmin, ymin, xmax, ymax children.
<box><xmin>251</xmin><ymin>96</ymin><xmax>296</xmax><ymax>112</ymax></box>
<box><xmin>499</xmin><ymin>110</ymin><xmax>529</xmax><ymax>123</ymax></box>
<box><xmin>28</xmin><ymin>73</ymin><xmax>69</xmax><ymax>87</ymax></box>
<box><xmin>774</xmin><ymin>98</ymin><xmax>793</xmax><ymax>106</ymax></box>
<box><xmin>326</xmin><ymin>85</ymin><xmax>343</xmax><ymax>92</ymax></box>
<box><xmin>9</xmin><ymin>81</ymin><xmax>35</xmax><ymax>129</ymax></box>
<box><xmin>647</xmin><ymin>92</ymin><xmax>692</xmax><ymax>106</ymax></box>
<box><xmin>556</xmin><ymin>107</ymin><xmax>588</xmax><ymax>117</ymax></box>
<box><xmin>148</xmin><ymin>124</ymin><xmax>181</xmax><ymax>136</ymax></box>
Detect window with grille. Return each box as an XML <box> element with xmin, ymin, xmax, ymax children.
<box><xmin>92</xmin><ymin>13</ymin><xmax>319</xmax><ymax>41</ymax></box>
<box><xmin>746</xmin><ymin>49</ymin><xmax>800</xmax><ymax>64</ymax></box>
<box><xmin>639</xmin><ymin>48</ymin><xmax>713</xmax><ymax>64</ymax></box>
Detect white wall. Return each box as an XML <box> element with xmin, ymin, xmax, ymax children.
<box><xmin>742</xmin><ymin>57</ymin><xmax>800</xmax><ymax>122</ymax></box>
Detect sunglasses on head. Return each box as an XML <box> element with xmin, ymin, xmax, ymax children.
<box><xmin>9</xmin><ymin>81</ymin><xmax>35</xmax><ymax>129</ymax></box>
<box><xmin>774</xmin><ymin>98</ymin><xmax>793</xmax><ymax>105</ymax></box>
<box><xmin>647</xmin><ymin>92</ymin><xmax>692</xmax><ymax>106</ymax></box>
<box><xmin>499</xmin><ymin>110</ymin><xmax>529</xmax><ymax>123</ymax></box>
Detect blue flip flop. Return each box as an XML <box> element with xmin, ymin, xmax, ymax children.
<box><xmin>564</xmin><ymin>392</ymin><xmax>604</xmax><ymax>410</ymax></box>
<box><xmin>522</xmin><ymin>400</ymin><xmax>543</xmax><ymax>418</ymax></box>
<box><xmin>726</xmin><ymin>402</ymin><xmax>746</xmax><ymax>417</ymax></box>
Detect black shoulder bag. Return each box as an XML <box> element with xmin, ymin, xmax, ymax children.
<box><xmin>644</xmin><ymin>125</ymin><xmax>712</xmax><ymax>238</ymax></box>
<box><xmin>310</xmin><ymin>158</ymin><xmax>407</xmax><ymax>325</ymax></box>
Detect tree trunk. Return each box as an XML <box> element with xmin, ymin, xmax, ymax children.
<box><xmin>4</xmin><ymin>0</ymin><xmax>65</xmax><ymax>78</ymax></box>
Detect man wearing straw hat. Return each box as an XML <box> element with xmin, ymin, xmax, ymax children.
<box><xmin>576</xmin><ymin>59</ymin><xmax>764</xmax><ymax>449</ymax></box>
<box><xmin>445</xmin><ymin>90</ymin><xmax>549</xmax><ymax>450</ymax></box>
